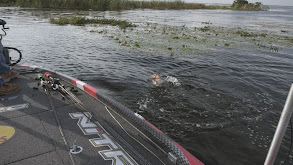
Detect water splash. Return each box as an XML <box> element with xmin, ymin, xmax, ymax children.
<box><xmin>165</xmin><ymin>76</ymin><xmax>181</xmax><ymax>86</ymax></box>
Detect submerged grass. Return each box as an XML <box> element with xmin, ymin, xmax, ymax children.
<box><xmin>50</xmin><ymin>16</ymin><xmax>136</xmax><ymax>29</ymax></box>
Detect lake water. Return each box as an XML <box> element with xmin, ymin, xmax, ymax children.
<box><xmin>1</xmin><ymin>5</ymin><xmax>293</xmax><ymax>165</ymax></box>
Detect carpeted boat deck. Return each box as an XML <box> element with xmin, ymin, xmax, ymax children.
<box><xmin>0</xmin><ymin>67</ymin><xmax>173</xmax><ymax>165</ymax></box>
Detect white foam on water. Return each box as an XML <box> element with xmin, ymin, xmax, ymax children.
<box><xmin>165</xmin><ymin>76</ymin><xmax>181</xmax><ymax>86</ymax></box>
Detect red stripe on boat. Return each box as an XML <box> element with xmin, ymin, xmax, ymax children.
<box><xmin>83</xmin><ymin>84</ymin><xmax>98</xmax><ymax>98</ymax></box>
<box><xmin>173</xmin><ymin>142</ymin><xmax>204</xmax><ymax>165</ymax></box>
<box><xmin>72</xmin><ymin>79</ymin><xmax>78</xmax><ymax>86</ymax></box>
<box><xmin>145</xmin><ymin>120</ymin><xmax>164</xmax><ymax>134</ymax></box>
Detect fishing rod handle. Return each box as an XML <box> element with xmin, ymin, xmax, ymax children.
<box><xmin>44</xmin><ymin>72</ymin><xmax>53</xmax><ymax>79</ymax></box>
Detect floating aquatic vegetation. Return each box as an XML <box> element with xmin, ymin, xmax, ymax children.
<box><xmin>284</xmin><ymin>37</ymin><xmax>293</xmax><ymax>43</ymax></box>
<box><xmin>50</xmin><ymin>16</ymin><xmax>86</xmax><ymax>25</ymax></box>
<box><xmin>199</xmin><ymin>26</ymin><xmax>210</xmax><ymax>32</ymax></box>
<box><xmin>269</xmin><ymin>45</ymin><xmax>279</xmax><ymax>52</ymax></box>
<box><xmin>50</xmin><ymin>16</ymin><xmax>136</xmax><ymax>29</ymax></box>
<box><xmin>87</xmin><ymin>20</ymin><xmax>293</xmax><ymax>56</ymax></box>
<box><xmin>236</xmin><ymin>30</ymin><xmax>267</xmax><ymax>38</ymax></box>
<box><xmin>134</xmin><ymin>42</ymin><xmax>140</xmax><ymax>48</ymax></box>
<box><xmin>202</xmin><ymin>21</ymin><xmax>212</xmax><ymax>25</ymax></box>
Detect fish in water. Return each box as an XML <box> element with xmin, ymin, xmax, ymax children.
<box><xmin>152</xmin><ymin>73</ymin><xmax>181</xmax><ymax>86</ymax></box>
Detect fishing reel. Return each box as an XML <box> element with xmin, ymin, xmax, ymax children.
<box><xmin>50</xmin><ymin>78</ymin><xmax>61</xmax><ymax>91</ymax></box>
<box><xmin>1</xmin><ymin>19</ymin><xmax>22</xmax><ymax>66</ymax></box>
<box><xmin>34</xmin><ymin>72</ymin><xmax>78</xmax><ymax>102</ymax></box>
<box><xmin>36</xmin><ymin>77</ymin><xmax>48</xmax><ymax>91</ymax></box>
<box><xmin>35</xmin><ymin>73</ymin><xmax>66</xmax><ymax>101</ymax></box>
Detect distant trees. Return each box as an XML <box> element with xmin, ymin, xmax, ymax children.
<box><xmin>235</xmin><ymin>0</ymin><xmax>249</xmax><ymax>5</ymax></box>
<box><xmin>0</xmin><ymin>0</ymin><xmax>17</xmax><ymax>6</ymax></box>
<box><xmin>1</xmin><ymin>0</ymin><xmax>16</xmax><ymax>3</ymax></box>
<box><xmin>0</xmin><ymin>0</ymin><xmax>268</xmax><ymax>11</ymax></box>
<box><xmin>231</xmin><ymin>0</ymin><xmax>266</xmax><ymax>11</ymax></box>
<box><xmin>255</xmin><ymin>2</ymin><xmax>262</xmax><ymax>8</ymax></box>
<box><xmin>0</xmin><ymin>0</ymin><xmax>203</xmax><ymax>10</ymax></box>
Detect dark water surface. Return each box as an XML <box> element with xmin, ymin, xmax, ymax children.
<box><xmin>1</xmin><ymin>6</ymin><xmax>293</xmax><ymax>165</ymax></box>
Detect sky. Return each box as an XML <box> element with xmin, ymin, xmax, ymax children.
<box><xmin>184</xmin><ymin>0</ymin><xmax>293</xmax><ymax>6</ymax></box>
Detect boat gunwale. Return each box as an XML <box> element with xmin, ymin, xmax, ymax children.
<box><xmin>21</xmin><ymin>64</ymin><xmax>203</xmax><ymax>165</ymax></box>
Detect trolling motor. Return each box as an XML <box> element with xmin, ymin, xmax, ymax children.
<box><xmin>0</xmin><ymin>19</ymin><xmax>22</xmax><ymax>66</ymax></box>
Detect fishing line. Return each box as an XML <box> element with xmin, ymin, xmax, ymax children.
<box><xmin>104</xmin><ymin>106</ymin><xmax>167</xmax><ymax>165</ymax></box>
<box><xmin>104</xmin><ymin>104</ymin><xmax>167</xmax><ymax>155</ymax></box>
<box><xmin>43</xmin><ymin>84</ymin><xmax>76</xmax><ymax>165</ymax></box>
<box><xmin>57</xmin><ymin>85</ymin><xmax>149</xmax><ymax>165</ymax></box>
<box><xmin>283</xmin><ymin>119</ymin><xmax>293</xmax><ymax>164</ymax></box>
<box><xmin>37</xmin><ymin>113</ymin><xmax>66</xmax><ymax>165</ymax></box>
<box><xmin>58</xmin><ymin>81</ymin><xmax>166</xmax><ymax>165</ymax></box>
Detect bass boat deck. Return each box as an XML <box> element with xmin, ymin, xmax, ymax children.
<box><xmin>0</xmin><ymin>65</ymin><xmax>203</xmax><ymax>165</ymax></box>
